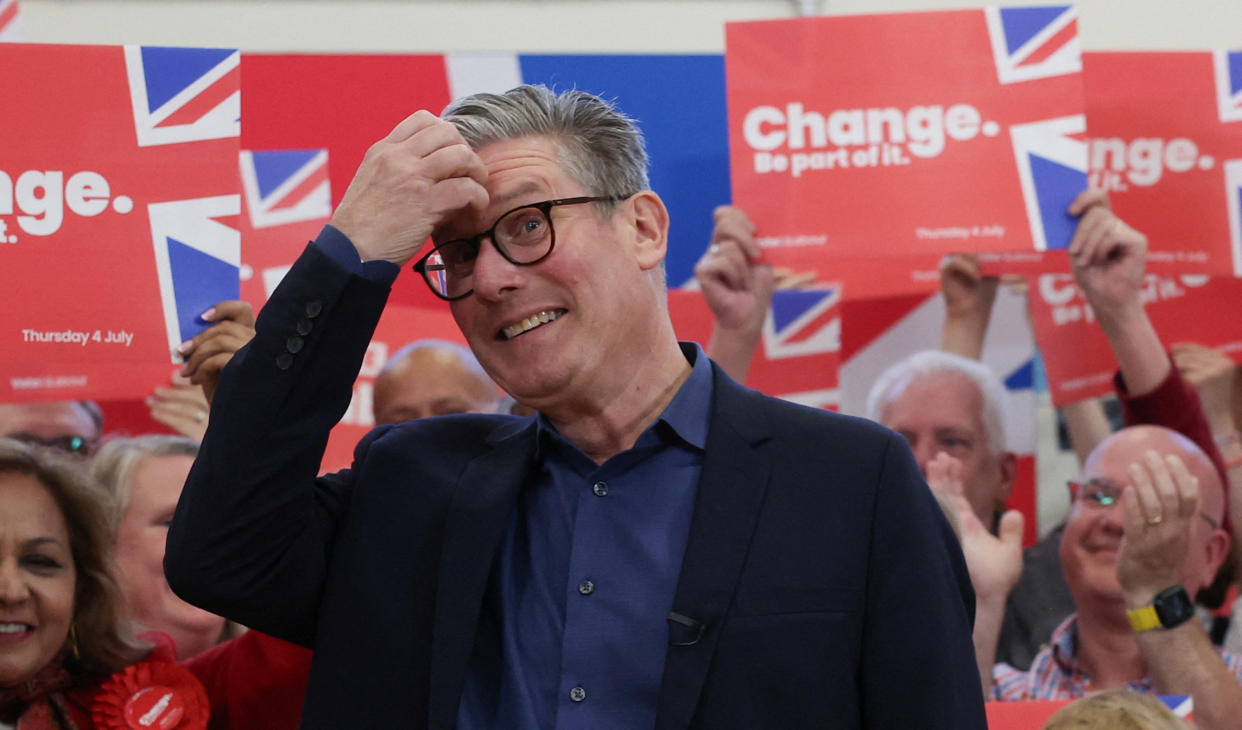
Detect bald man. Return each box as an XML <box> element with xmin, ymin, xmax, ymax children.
<box><xmin>989</xmin><ymin>426</ymin><xmax>1242</xmax><ymax>727</ymax></box>
<box><xmin>372</xmin><ymin>339</ymin><xmax>501</xmax><ymax>425</ymax></box>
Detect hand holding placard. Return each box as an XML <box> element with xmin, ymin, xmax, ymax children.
<box><xmin>1068</xmin><ymin>190</ymin><xmax>1150</xmax><ymax>332</ymax></box>
<box><xmin>179</xmin><ymin>300</ymin><xmax>255</xmax><ymax>404</ymax></box>
<box><xmin>329</xmin><ymin>111</ymin><xmax>489</xmax><ymax>266</ymax></box>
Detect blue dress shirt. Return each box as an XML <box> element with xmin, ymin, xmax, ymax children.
<box><xmin>457</xmin><ymin>347</ymin><xmax>712</xmax><ymax>730</ymax></box>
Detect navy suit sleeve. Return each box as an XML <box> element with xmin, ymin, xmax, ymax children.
<box><xmin>860</xmin><ymin>433</ymin><xmax>987</xmax><ymax>728</ymax></box>
<box><xmin>165</xmin><ymin>239</ymin><xmax>392</xmax><ymax>647</ymax></box>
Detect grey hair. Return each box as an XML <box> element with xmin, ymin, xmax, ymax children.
<box><xmin>381</xmin><ymin>338</ymin><xmax>492</xmax><ymax>384</ymax></box>
<box><xmin>90</xmin><ymin>435</ymin><xmax>199</xmax><ymax>531</ymax></box>
<box><xmin>865</xmin><ymin>350</ymin><xmax>1010</xmax><ymax>454</ymax></box>
<box><xmin>442</xmin><ymin>84</ymin><xmax>650</xmax><ymax>203</ymax></box>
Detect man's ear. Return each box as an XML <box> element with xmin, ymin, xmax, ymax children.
<box><xmin>1199</xmin><ymin>530</ymin><xmax>1232</xmax><ymax>593</ymax></box>
<box><xmin>996</xmin><ymin>451</ymin><xmax>1018</xmax><ymax>509</ymax></box>
<box><xmin>626</xmin><ymin>191</ymin><xmax>670</xmax><ymax>272</ymax></box>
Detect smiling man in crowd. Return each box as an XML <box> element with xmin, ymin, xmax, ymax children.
<box><xmin>166</xmin><ymin>85</ymin><xmax>984</xmax><ymax>729</ymax></box>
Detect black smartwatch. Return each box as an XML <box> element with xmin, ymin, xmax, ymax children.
<box><xmin>1127</xmin><ymin>585</ymin><xmax>1195</xmax><ymax>632</ymax></box>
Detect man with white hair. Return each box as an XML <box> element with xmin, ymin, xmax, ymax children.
<box><xmin>866</xmin><ymin>350</ymin><xmax>1017</xmax><ymax>530</ymax></box>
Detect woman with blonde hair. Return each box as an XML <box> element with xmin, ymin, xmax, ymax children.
<box><xmin>1043</xmin><ymin>690</ymin><xmax>1190</xmax><ymax>730</ymax></box>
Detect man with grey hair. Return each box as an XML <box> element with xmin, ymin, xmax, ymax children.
<box><xmin>168</xmin><ymin>85</ymin><xmax>984</xmax><ymax>729</ymax></box>
<box><xmin>866</xmin><ymin>349</ymin><xmax>1017</xmax><ymax>529</ymax></box>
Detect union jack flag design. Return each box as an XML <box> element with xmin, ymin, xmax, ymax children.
<box><xmin>1158</xmin><ymin>695</ymin><xmax>1194</xmax><ymax>720</ymax></box>
<box><xmin>986</xmin><ymin>5</ymin><xmax>1081</xmax><ymax>85</ymax></box>
<box><xmin>750</xmin><ymin>288</ymin><xmax>841</xmax><ymax>410</ymax></box>
<box><xmin>125</xmin><ymin>45</ymin><xmax>240</xmax><ymax>148</ymax></box>
<box><xmin>148</xmin><ymin>196</ymin><xmax>241</xmax><ymax>363</ymax></box>
<box><xmin>237</xmin><ymin>149</ymin><xmax>332</xmax><ymax>307</ymax></box>
<box><xmin>0</xmin><ymin>0</ymin><xmax>23</xmax><ymax>42</ymax></box>
<box><xmin>241</xmin><ymin>149</ymin><xmax>331</xmax><ymax>229</ymax></box>
<box><xmin>1216</xmin><ymin>50</ymin><xmax>1242</xmax><ymax>124</ymax></box>
<box><xmin>1010</xmin><ymin>114</ymin><xmax>1088</xmax><ymax>251</ymax></box>
<box><xmin>1227</xmin><ymin>160</ymin><xmax>1242</xmax><ymax>275</ymax></box>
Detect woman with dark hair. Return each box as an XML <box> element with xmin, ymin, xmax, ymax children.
<box><xmin>0</xmin><ymin>437</ymin><xmax>313</xmax><ymax>730</ymax></box>
<box><xmin>0</xmin><ymin>437</ymin><xmax>209</xmax><ymax>729</ymax></box>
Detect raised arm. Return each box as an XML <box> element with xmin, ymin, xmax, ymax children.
<box><xmin>165</xmin><ymin>111</ymin><xmax>489</xmax><ymax>643</ymax></box>
<box><xmin>939</xmin><ymin>254</ymin><xmax>998</xmax><ymax>361</ymax></box>
<box><xmin>697</xmin><ymin>205</ymin><xmax>774</xmax><ymax>382</ymax></box>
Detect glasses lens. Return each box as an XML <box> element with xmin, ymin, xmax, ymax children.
<box><xmin>1081</xmin><ymin>480</ymin><xmax>1119</xmax><ymax>507</ymax></box>
<box><xmin>11</xmin><ymin>433</ymin><xmax>94</xmax><ymax>456</ymax></box>
<box><xmin>495</xmin><ymin>206</ymin><xmax>552</xmax><ymax>263</ymax></box>
<box><xmin>423</xmin><ymin>242</ymin><xmax>477</xmax><ymax>299</ymax></box>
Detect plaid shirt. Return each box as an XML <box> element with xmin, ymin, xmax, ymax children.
<box><xmin>992</xmin><ymin>613</ymin><xmax>1242</xmax><ymax>700</ymax></box>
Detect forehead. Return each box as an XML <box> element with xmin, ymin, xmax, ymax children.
<box><xmin>0</xmin><ymin>471</ymin><xmax>70</xmax><ymax>540</ymax></box>
<box><xmin>130</xmin><ymin>454</ymin><xmax>194</xmax><ymax>498</ymax></box>
<box><xmin>881</xmin><ymin>372</ymin><xmax>985</xmax><ymax>431</ymax></box>
<box><xmin>376</xmin><ymin>349</ymin><xmax>493</xmax><ymax>404</ymax></box>
<box><xmin>0</xmin><ymin>402</ymin><xmax>96</xmax><ymax>440</ymax></box>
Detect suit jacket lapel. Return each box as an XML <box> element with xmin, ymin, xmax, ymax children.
<box><xmin>656</xmin><ymin>366</ymin><xmax>773</xmax><ymax>729</ymax></box>
<box><xmin>427</xmin><ymin>418</ymin><xmax>536</xmax><ymax>730</ymax></box>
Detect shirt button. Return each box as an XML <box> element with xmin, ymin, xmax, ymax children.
<box><xmin>592</xmin><ymin>481</ymin><xmax>608</xmax><ymax>497</ymax></box>
<box><xmin>569</xmin><ymin>686</ymin><xmax>587</xmax><ymax>703</ymax></box>
<box><xmin>577</xmin><ymin>580</ymin><xmax>595</xmax><ymax>596</ymax></box>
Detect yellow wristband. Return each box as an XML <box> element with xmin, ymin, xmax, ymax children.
<box><xmin>1127</xmin><ymin>605</ymin><xmax>1162</xmax><ymax>632</ymax></box>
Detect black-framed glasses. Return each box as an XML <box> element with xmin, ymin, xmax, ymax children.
<box><xmin>1068</xmin><ymin>477</ymin><xmax>1219</xmax><ymax>530</ymax></box>
<box><xmin>8</xmin><ymin>433</ymin><xmax>98</xmax><ymax>457</ymax></box>
<box><xmin>412</xmin><ymin>195</ymin><xmax>628</xmax><ymax>301</ymax></box>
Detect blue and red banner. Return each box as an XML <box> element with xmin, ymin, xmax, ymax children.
<box><xmin>0</xmin><ymin>43</ymin><xmax>239</xmax><ymax>402</ymax></box>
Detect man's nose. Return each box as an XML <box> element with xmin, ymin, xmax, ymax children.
<box><xmin>470</xmin><ymin>238</ymin><xmax>524</xmax><ymax>300</ymax></box>
<box><xmin>914</xmin><ymin>442</ymin><xmax>941</xmax><ymax>476</ymax></box>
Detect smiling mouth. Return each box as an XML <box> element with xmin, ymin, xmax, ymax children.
<box><xmin>501</xmin><ymin>309</ymin><xmax>566</xmax><ymax>340</ymax></box>
<box><xmin>0</xmin><ymin>623</ymin><xmax>33</xmax><ymax>634</ymax></box>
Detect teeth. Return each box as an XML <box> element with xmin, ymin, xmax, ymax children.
<box><xmin>502</xmin><ymin>309</ymin><xmax>564</xmax><ymax>339</ymax></box>
<box><xmin>0</xmin><ymin>623</ymin><xmax>31</xmax><ymax>634</ymax></box>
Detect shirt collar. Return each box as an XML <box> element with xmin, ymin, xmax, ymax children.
<box><xmin>532</xmin><ymin>342</ymin><xmax>714</xmax><ymax>461</ymax></box>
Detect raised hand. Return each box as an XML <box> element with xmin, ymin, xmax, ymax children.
<box><xmin>329</xmin><ymin>110</ymin><xmax>490</xmax><ymax>266</ymax></box>
<box><xmin>1067</xmin><ymin>189</ymin><xmax>1149</xmax><ymax>326</ymax></box>
<box><xmin>694</xmin><ymin>205</ymin><xmax>775</xmax><ymax>334</ymax></box>
<box><xmin>178</xmin><ymin>300</ymin><xmax>256</xmax><ymax>404</ymax></box>
<box><xmin>1117</xmin><ymin>451</ymin><xmax>1200</xmax><ymax>608</ymax></box>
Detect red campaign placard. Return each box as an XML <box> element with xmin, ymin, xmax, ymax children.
<box><xmin>985</xmin><ymin>701</ymin><xmax>1070</xmax><ymax>729</ymax></box>
<box><xmin>238</xmin><ymin>149</ymin><xmax>332</xmax><ymax>308</ymax></box>
<box><xmin>726</xmin><ymin>6</ymin><xmax>1088</xmax><ymax>297</ymax></box>
<box><xmin>1030</xmin><ymin>272</ymin><xmax>1242</xmax><ymax>406</ymax></box>
<box><xmin>240</xmin><ymin>53</ymin><xmax>453</xmax><ymax>311</ymax></box>
<box><xmin>668</xmin><ymin>289</ymin><xmax>841</xmax><ymax>410</ymax></box>
<box><xmin>1084</xmin><ymin>51</ymin><xmax>1242</xmax><ymax>276</ymax></box>
<box><xmin>0</xmin><ymin>43</ymin><xmax>240</xmax><ymax>403</ymax></box>
<box><xmin>319</xmin><ymin>302</ymin><xmax>465</xmax><ymax>474</ymax></box>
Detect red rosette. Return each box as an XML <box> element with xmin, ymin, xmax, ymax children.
<box><xmin>91</xmin><ymin>659</ymin><xmax>209</xmax><ymax>730</ymax></box>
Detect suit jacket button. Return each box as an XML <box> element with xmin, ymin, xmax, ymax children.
<box><xmin>276</xmin><ymin>353</ymin><xmax>294</xmax><ymax>371</ymax></box>
<box><xmin>305</xmin><ymin>301</ymin><xmax>323</xmax><ymax>318</ymax></box>
<box><xmin>286</xmin><ymin>336</ymin><xmax>305</xmax><ymax>354</ymax></box>
<box><xmin>296</xmin><ymin>318</ymin><xmax>313</xmax><ymax>336</ymax></box>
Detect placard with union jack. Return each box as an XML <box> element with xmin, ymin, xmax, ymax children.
<box><xmin>667</xmin><ymin>289</ymin><xmax>841</xmax><ymax>411</ymax></box>
<box><xmin>725</xmin><ymin>6</ymin><xmax>1087</xmax><ymax>294</ymax></box>
<box><xmin>1084</xmin><ymin>51</ymin><xmax>1242</xmax><ymax>276</ymax></box>
<box><xmin>238</xmin><ymin>148</ymin><xmax>332</xmax><ymax>307</ymax></box>
<box><xmin>0</xmin><ymin>43</ymin><xmax>239</xmax><ymax>402</ymax></box>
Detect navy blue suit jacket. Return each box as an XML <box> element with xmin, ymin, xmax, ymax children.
<box><xmin>166</xmin><ymin>244</ymin><xmax>986</xmax><ymax>729</ymax></box>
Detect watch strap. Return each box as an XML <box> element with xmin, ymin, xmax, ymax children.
<box><xmin>1127</xmin><ymin>605</ymin><xmax>1162</xmax><ymax>632</ymax></box>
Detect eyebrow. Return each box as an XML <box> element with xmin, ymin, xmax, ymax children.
<box><xmin>23</xmin><ymin>536</ymin><xmax>67</xmax><ymax>550</ymax></box>
<box><xmin>488</xmin><ymin>182</ymin><xmax>545</xmax><ymax>210</ymax></box>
